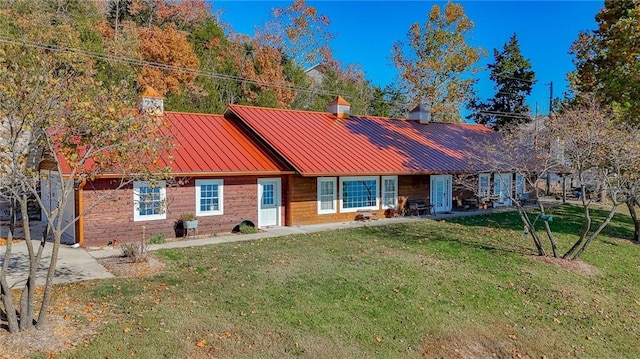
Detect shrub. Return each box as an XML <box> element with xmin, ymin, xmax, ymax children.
<box><xmin>121</xmin><ymin>239</ymin><xmax>148</xmax><ymax>262</ymax></box>
<box><xmin>239</xmin><ymin>223</ymin><xmax>258</xmax><ymax>234</ymax></box>
<box><xmin>148</xmin><ymin>234</ymin><xmax>166</xmax><ymax>244</ymax></box>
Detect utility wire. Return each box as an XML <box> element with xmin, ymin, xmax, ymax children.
<box><xmin>0</xmin><ymin>35</ymin><xmax>394</xmax><ymax>105</ymax></box>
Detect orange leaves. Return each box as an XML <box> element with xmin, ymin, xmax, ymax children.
<box><xmin>195</xmin><ymin>338</ymin><xmax>207</xmax><ymax>347</ymax></box>
<box><xmin>392</xmin><ymin>2</ymin><xmax>484</xmax><ymax>122</ymax></box>
<box><xmin>136</xmin><ymin>24</ymin><xmax>199</xmax><ymax>95</ymax></box>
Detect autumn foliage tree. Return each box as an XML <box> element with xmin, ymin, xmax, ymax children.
<box><xmin>0</xmin><ymin>44</ymin><xmax>171</xmax><ymax>333</ymax></box>
<box><xmin>0</xmin><ymin>1</ymin><xmax>172</xmax><ymax>333</ymax></box>
<box><xmin>256</xmin><ymin>0</ymin><xmax>334</xmax><ymax>69</ymax></box>
<box><xmin>392</xmin><ymin>2</ymin><xmax>484</xmax><ymax>122</ymax></box>
<box><xmin>570</xmin><ymin>0</ymin><xmax>640</xmax><ymax>124</ymax></box>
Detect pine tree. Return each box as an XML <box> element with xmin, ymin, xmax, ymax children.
<box><xmin>469</xmin><ymin>34</ymin><xmax>535</xmax><ymax>130</ymax></box>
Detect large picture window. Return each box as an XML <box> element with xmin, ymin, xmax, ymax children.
<box><xmin>317</xmin><ymin>177</ymin><xmax>337</xmax><ymax>214</ymax></box>
<box><xmin>196</xmin><ymin>179</ymin><xmax>223</xmax><ymax>216</ymax></box>
<box><xmin>340</xmin><ymin>176</ymin><xmax>379</xmax><ymax>212</ymax></box>
<box><xmin>133</xmin><ymin>181</ymin><xmax>166</xmax><ymax>221</ymax></box>
<box><xmin>381</xmin><ymin>176</ymin><xmax>398</xmax><ymax>209</ymax></box>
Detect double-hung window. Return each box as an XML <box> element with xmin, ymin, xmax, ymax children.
<box><xmin>196</xmin><ymin>179</ymin><xmax>223</xmax><ymax>216</ymax></box>
<box><xmin>381</xmin><ymin>176</ymin><xmax>398</xmax><ymax>209</ymax></box>
<box><xmin>133</xmin><ymin>181</ymin><xmax>166</xmax><ymax>221</ymax></box>
<box><xmin>317</xmin><ymin>177</ymin><xmax>337</xmax><ymax>214</ymax></box>
<box><xmin>478</xmin><ymin>173</ymin><xmax>491</xmax><ymax>200</ymax></box>
<box><xmin>340</xmin><ymin>176</ymin><xmax>379</xmax><ymax>212</ymax></box>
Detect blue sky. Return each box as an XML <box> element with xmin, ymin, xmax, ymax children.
<box><xmin>213</xmin><ymin>1</ymin><xmax>603</xmax><ymax>115</ymax></box>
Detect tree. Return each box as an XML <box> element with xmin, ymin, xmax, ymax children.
<box><xmin>468</xmin><ymin>34</ymin><xmax>535</xmax><ymax>130</ymax></box>
<box><xmin>460</xmin><ymin>95</ymin><xmax>635</xmax><ymax>260</ymax></box>
<box><xmin>256</xmin><ymin>0</ymin><xmax>334</xmax><ymax>69</ymax></box>
<box><xmin>571</xmin><ymin>0</ymin><xmax>640</xmax><ymax>124</ymax></box>
<box><xmin>392</xmin><ymin>2</ymin><xmax>484</xmax><ymax>122</ymax></box>
<box><xmin>0</xmin><ymin>42</ymin><xmax>171</xmax><ymax>333</ymax></box>
<box><xmin>135</xmin><ymin>23</ymin><xmax>200</xmax><ymax>95</ymax></box>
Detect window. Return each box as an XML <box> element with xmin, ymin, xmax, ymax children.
<box><xmin>196</xmin><ymin>179</ymin><xmax>223</xmax><ymax>216</ymax></box>
<box><xmin>133</xmin><ymin>181</ymin><xmax>166</xmax><ymax>221</ymax></box>
<box><xmin>317</xmin><ymin>177</ymin><xmax>337</xmax><ymax>214</ymax></box>
<box><xmin>381</xmin><ymin>176</ymin><xmax>398</xmax><ymax>209</ymax></box>
<box><xmin>262</xmin><ymin>183</ymin><xmax>275</xmax><ymax>206</ymax></box>
<box><xmin>515</xmin><ymin>173</ymin><xmax>525</xmax><ymax>197</ymax></box>
<box><xmin>340</xmin><ymin>176</ymin><xmax>379</xmax><ymax>212</ymax></box>
<box><xmin>479</xmin><ymin>173</ymin><xmax>491</xmax><ymax>199</ymax></box>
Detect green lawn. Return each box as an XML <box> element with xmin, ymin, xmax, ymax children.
<box><xmin>50</xmin><ymin>205</ymin><xmax>640</xmax><ymax>358</ymax></box>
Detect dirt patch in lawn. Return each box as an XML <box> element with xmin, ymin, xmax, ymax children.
<box><xmin>422</xmin><ymin>329</ymin><xmax>529</xmax><ymax>359</ymax></box>
<box><xmin>97</xmin><ymin>254</ymin><xmax>166</xmax><ymax>278</ymax></box>
<box><xmin>530</xmin><ymin>255</ymin><xmax>599</xmax><ymax>276</ymax></box>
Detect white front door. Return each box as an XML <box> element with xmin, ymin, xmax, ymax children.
<box><xmin>258</xmin><ymin>178</ymin><xmax>281</xmax><ymax>228</ymax></box>
<box><xmin>430</xmin><ymin>175</ymin><xmax>452</xmax><ymax>213</ymax></box>
<box><xmin>494</xmin><ymin>173</ymin><xmax>512</xmax><ymax>207</ymax></box>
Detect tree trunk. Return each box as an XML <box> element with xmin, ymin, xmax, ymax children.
<box><xmin>0</xmin><ymin>201</ymin><xmax>20</xmax><ymax>333</ymax></box>
<box><xmin>18</xmin><ymin>198</ymin><xmax>42</xmax><ymax>331</ymax></box>
<box><xmin>627</xmin><ymin>200</ymin><xmax>640</xmax><ymax>242</ymax></box>
<box><xmin>563</xmin><ymin>204</ymin><xmax>591</xmax><ymax>259</ymax></box>
<box><xmin>517</xmin><ymin>203</ymin><xmax>545</xmax><ymax>256</ymax></box>
<box><xmin>572</xmin><ymin>204</ymin><xmax>620</xmax><ymax>260</ymax></box>
<box><xmin>35</xmin><ymin>222</ymin><xmax>62</xmax><ymax>330</ymax></box>
<box><xmin>542</xmin><ymin>220</ymin><xmax>558</xmax><ymax>258</ymax></box>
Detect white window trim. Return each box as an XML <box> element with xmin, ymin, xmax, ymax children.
<box><xmin>381</xmin><ymin>175</ymin><xmax>398</xmax><ymax>209</ymax></box>
<box><xmin>339</xmin><ymin>176</ymin><xmax>379</xmax><ymax>212</ymax></box>
<box><xmin>133</xmin><ymin>180</ymin><xmax>166</xmax><ymax>222</ymax></box>
<box><xmin>317</xmin><ymin>177</ymin><xmax>337</xmax><ymax>214</ymax></box>
<box><xmin>196</xmin><ymin>179</ymin><xmax>224</xmax><ymax>216</ymax></box>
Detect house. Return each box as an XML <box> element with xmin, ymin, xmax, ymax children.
<box><xmin>47</xmin><ymin>91</ymin><xmax>517</xmax><ymax>247</ymax></box>
<box><xmin>44</xmin><ymin>90</ymin><xmax>293</xmax><ymax>247</ymax></box>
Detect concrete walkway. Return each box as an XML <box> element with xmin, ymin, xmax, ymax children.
<box><xmin>1</xmin><ymin>207</ymin><xmax>510</xmax><ymax>288</ymax></box>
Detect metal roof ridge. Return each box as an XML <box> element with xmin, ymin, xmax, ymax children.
<box><xmin>165</xmin><ymin>110</ymin><xmax>225</xmax><ymax>117</ymax></box>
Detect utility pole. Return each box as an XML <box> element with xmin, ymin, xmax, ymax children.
<box><xmin>546</xmin><ymin>81</ymin><xmax>553</xmax><ymax>196</ymax></box>
<box><xmin>548</xmin><ymin>81</ymin><xmax>553</xmax><ymax>114</ymax></box>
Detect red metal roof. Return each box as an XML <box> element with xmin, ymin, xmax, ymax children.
<box><xmin>226</xmin><ymin>105</ymin><xmax>499</xmax><ymax>176</ymax></box>
<box><xmin>165</xmin><ymin>112</ymin><xmax>290</xmax><ymax>175</ymax></box>
<box><xmin>55</xmin><ymin>111</ymin><xmax>291</xmax><ymax>176</ymax></box>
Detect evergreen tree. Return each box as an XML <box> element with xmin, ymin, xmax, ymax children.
<box><xmin>469</xmin><ymin>34</ymin><xmax>535</xmax><ymax>130</ymax></box>
<box><xmin>571</xmin><ymin>0</ymin><xmax>640</xmax><ymax>124</ymax></box>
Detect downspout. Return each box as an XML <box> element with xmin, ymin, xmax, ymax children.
<box><xmin>75</xmin><ymin>178</ymin><xmax>87</xmax><ymax>247</ymax></box>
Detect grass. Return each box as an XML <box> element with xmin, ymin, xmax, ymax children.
<box><xmin>46</xmin><ymin>205</ymin><xmax>640</xmax><ymax>358</ymax></box>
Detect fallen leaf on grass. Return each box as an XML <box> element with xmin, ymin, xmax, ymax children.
<box><xmin>123</xmin><ymin>327</ymin><xmax>131</xmax><ymax>333</ymax></box>
<box><xmin>375</xmin><ymin>336</ymin><xmax>382</xmax><ymax>343</ymax></box>
<box><xmin>196</xmin><ymin>339</ymin><xmax>207</xmax><ymax>347</ymax></box>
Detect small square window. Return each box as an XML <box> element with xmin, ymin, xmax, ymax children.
<box><xmin>196</xmin><ymin>179</ymin><xmax>223</xmax><ymax>216</ymax></box>
<box><xmin>133</xmin><ymin>181</ymin><xmax>166</xmax><ymax>221</ymax></box>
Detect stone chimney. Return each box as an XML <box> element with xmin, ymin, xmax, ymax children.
<box><xmin>327</xmin><ymin>96</ymin><xmax>350</xmax><ymax>119</ymax></box>
<box><xmin>408</xmin><ymin>105</ymin><xmax>429</xmax><ymax>123</ymax></box>
<box><xmin>138</xmin><ymin>87</ymin><xmax>164</xmax><ymax>115</ymax></box>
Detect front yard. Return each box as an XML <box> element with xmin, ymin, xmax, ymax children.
<box><xmin>7</xmin><ymin>204</ymin><xmax>640</xmax><ymax>358</ymax></box>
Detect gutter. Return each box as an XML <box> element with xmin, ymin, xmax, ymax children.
<box><xmin>75</xmin><ymin>178</ymin><xmax>86</xmax><ymax>247</ymax></box>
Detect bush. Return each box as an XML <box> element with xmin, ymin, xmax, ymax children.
<box><xmin>239</xmin><ymin>223</ymin><xmax>258</xmax><ymax>234</ymax></box>
<box><xmin>148</xmin><ymin>234</ymin><xmax>165</xmax><ymax>244</ymax></box>
<box><xmin>121</xmin><ymin>240</ymin><xmax>148</xmax><ymax>262</ymax></box>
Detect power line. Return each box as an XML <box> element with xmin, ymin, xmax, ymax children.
<box><xmin>0</xmin><ymin>35</ymin><xmax>397</xmax><ymax>106</ymax></box>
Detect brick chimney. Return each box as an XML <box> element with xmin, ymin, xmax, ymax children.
<box><xmin>327</xmin><ymin>96</ymin><xmax>350</xmax><ymax>119</ymax></box>
<box><xmin>138</xmin><ymin>87</ymin><xmax>164</xmax><ymax>115</ymax></box>
<box><xmin>408</xmin><ymin>105</ymin><xmax>429</xmax><ymax>123</ymax></box>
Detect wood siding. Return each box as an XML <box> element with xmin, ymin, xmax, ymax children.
<box><xmin>288</xmin><ymin>175</ymin><xmax>432</xmax><ymax>226</ymax></box>
<box><xmin>80</xmin><ymin>176</ymin><xmax>281</xmax><ymax>247</ymax></box>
